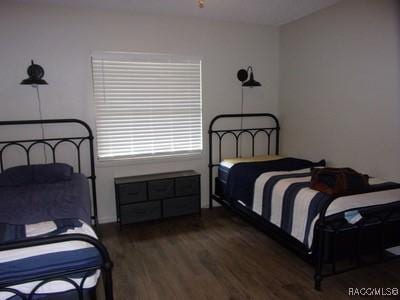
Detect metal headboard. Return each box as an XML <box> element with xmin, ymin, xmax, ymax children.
<box><xmin>208</xmin><ymin>113</ymin><xmax>280</xmax><ymax>208</ymax></box>
<box><xmin>0</xmin><ymin>119</ymin><xmax>98</xmax><ymax>226</ymax></box>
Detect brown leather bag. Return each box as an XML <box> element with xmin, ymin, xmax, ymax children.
<box><xmin>310</xmin><ymin>167</ymin><xmax>369</xmax><ymax>196</ymax></box>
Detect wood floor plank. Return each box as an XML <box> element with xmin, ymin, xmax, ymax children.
<box><xmin>98</xmin><ymin>208</ymin><xmax>400</xmax><ymax>300</ymax></box>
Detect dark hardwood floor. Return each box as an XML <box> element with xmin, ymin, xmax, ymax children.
<box><xmin>98</xmin><ymin>208</ymin><xmax>400</xmax><ymax>300</ymax></box>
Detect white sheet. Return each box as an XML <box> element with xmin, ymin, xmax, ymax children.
<box><xmin>220</xmin><ymin>155</ymin><xmax>283</xmax><ymax>169</ymax></box>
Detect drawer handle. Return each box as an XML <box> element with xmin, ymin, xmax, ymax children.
<box><xmin>128</xmin><ymin>191</ymin><xmax>140</xmax><ymax>195</ymax></box>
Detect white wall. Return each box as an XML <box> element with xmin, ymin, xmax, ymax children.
<box><xmin>280</xmin><ymin>0</ymin><xmax>400</xmax><ymax>181</ymax></box>
<box><xmin>0</xmin><ymin>2</ymin><xmax>279</xmax><ymax>223</ymax></box>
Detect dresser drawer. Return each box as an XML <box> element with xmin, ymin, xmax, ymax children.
<box><xmin>163</xmin><ymin>196</ymin><xmax>199</xmax><ymax>217</ymax></box>
<box><xmin>115</xmin><ymin>170</ymin><xmax>200</xmax><ymax>226</ymax></box>
<box><xmin>118</xmin><ymin>182</ymin><xmax>147</xmax><ymax>204</ymax></box>
<box><xmin>120</xmin><ymin>202</ymin><xmax>161</xmax><ymax>224</ymax></box>
<box><xmin>175</xmin><ymin>176</ymin><xmax>200</xmax><ymax>196</ymax></box>
<box><xmin>148</xmin><ymin>179</ymin><xmax>174</xmax><ymax>200</ymax></box>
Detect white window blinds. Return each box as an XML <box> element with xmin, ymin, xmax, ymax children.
<box><xmin>91</xmin><ymin>52</ymin><xmax>203</xmax><ymax>160</ymax></box>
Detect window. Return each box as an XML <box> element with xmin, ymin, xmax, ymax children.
<box><xmin>91</xmin><ymin>52</ymin><xmax>203</xmax><ymax>161</ymax></box>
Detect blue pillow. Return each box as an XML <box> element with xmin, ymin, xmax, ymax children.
<box><xmin>33</xmin><ymin>163</ymin><xmax>73</xmax><ymax>184</ymax></box>
<box><xmin>0</xmin><ymin>163</ymin><xmax>73</xmax><ymax>187</ymax></box>
<box><xmin>0</xmin><ymin>165</ymin><xmax>33</xmax><ymax>187</ymax></box>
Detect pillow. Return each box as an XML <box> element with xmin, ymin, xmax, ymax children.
<box><xmin>33</xmin><ymin>163</ymin><xmax>73</xmax><ymax>184</ymax></box>
<box><xmin>310</xmin><ymin>167</ymin><xmax>369</xmax><ymax>196</ymax></box>
<box><xmin>0</xmin><ymin>165</ymin><xmax>33</xmax><ymax>187</ymax></box>
<box><xmin>0</xmin><ymin>163</ymin><xmax>73</xmax><ymax>187</ymax></box>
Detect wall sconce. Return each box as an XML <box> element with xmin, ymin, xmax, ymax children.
<box><xmin>237</xmin><ymin>65</ymin><xmax>262</xmax><ymax>116</ymax></box>
<box><xmin>21</xmin><ymin>60</ymin><xmax>48</xmax><ymax>162</ymax></box>
<box><xmin>21</xmin><ymin>60</ymin><xmax>48</xmax><ymax>86</ymax></box>
<box><xmin>236</xmin><ymin>66</ymin><xmax>262</xmax><ymax>156</ymax></box>
<box><xmin>237</xmin><ymin>66</ymin><xmax>262</xmax><ymax>88</ymax></box>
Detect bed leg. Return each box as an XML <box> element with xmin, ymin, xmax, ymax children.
<box><xmin>314</xmin><ymin>274</ymin><xmax>322</xmax><ymax>291</ymax></box>
<box><xmin>90</xmin><ymin>287</ymin><xmax>97</xmax><ymax>300</ymax></box>
<box><xmin>314</xmin><ymin>222</ymin><xmax>325</xmax><ymax>291</ymax></box>
<box><xmin>103</xmin><ymin>263</ymin><xmax>114</xmax><ymax>300</ymax></box>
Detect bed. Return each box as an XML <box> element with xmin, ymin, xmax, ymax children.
<box><xmin>0</xmin><ymin>119</ymin><xmax>113</xmax><ymax>299</ymax></box>
<box><xmin>208</xmin><ymin>113</ymin><xmax>400</xmax><ymax>290</ymax></box>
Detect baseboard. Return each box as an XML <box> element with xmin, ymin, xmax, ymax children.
<box><xmin>98</xmin><ymin>216</ymin><xmax>117</xmax><ymax>224</ymax></box>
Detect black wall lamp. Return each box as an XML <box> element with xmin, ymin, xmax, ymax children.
<box><xmin>21</xmin><ymin>60</ymin><xmax>48</xmax><ymax>162</ymax></box>
<box><xmin>21</xmin><ymin>60</ymin><xmax>48</xmax><ymax>86</ymax></box>
<box><xmin>237</xmin><ymin>66</ymin><xmax>261</xmax><ymax>87</ymax></box>
<box><xmin>236</xmin><ymin>65</ymin><xmax>262</xmax><ymax>116</ymax></box>
<box><xmin>236</xmin><ymin>66</ymin><xmax>262</xmax><ymax>156</ymax></box>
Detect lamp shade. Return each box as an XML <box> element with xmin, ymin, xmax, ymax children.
<box><xmin>242</xmin><ymin>71</ymin><xmax>261</xmax><ymax>87</ymax></box>
<box><xmin>21</xmin><ymin>60</ymin><xmax>48</xmax><ymax>85</ymax></box>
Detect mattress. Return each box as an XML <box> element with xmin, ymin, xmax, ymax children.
<box><xmin>218</xmin><ymin>156</ymin><xmax>325</xmax><ymax>205</ymax></box>
<box><xmin>245</xmin><ymin>169</ymin><xmax>400</xmax><ymax>250</ymax></box>
<box><xmin>0</xmin><ymin>174</ymin><xmax>91</xmax><ymax>225</ymax></box>
<box><xmin>218</xmin><ymin>155</ymin><xmax>283</xmax><ymax>183</ymax></box>
<box><xmin>0</xmin><ymin>219</ymin><xmax>100</xmax><ymax>299</ymax></box>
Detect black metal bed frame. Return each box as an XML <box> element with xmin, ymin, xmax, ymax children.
<box><xmin>0</xmin><ymin>119</ymin><xmax>113</xmax><ymax>299</ymax></box>
<box><xmin>208</xmin><ymin>113</ymin><xmax>400</xmax><ymax>290</ymax></box>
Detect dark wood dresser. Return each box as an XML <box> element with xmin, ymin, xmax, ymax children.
<box><xmin>115</xmin><ymin>170</ymin><xmax>201</xmax><ymax>225</ymax></box>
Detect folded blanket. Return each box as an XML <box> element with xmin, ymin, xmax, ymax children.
<box><xmin>0</xmin><ymin>219</ymin><xmax>83</xmax><ymax>244</ymax></box>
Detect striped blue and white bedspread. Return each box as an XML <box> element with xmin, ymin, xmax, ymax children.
<box><xmin>248</xmin><ymin>169</ymin><xmax>400</xmax><ymax>250</ymax></box>
<box><xmin>0</xmin><ymin>219</ymin><xmax>101</xmax><ymax>299</ymax></box>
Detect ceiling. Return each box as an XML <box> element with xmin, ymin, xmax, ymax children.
<box><xmin>15</xmin><ymin>0</ymin><xmax>342</xmax><ymax>26</ymax></box>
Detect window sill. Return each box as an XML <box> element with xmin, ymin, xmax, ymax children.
<box><xmin>95</xmin><ymin>151</ymin><xmax>204</xmax><ymax>168</ymax></box>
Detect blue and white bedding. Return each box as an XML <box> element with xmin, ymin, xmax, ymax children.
<box><xmin>0</xmin><ymin>219</ymin><xmax>101</xmax><ymax>299</ymax></box>
<box><xmin>245</xmin><ymin>169</ymin><xmax>400</xmax><ymax>250</ymax></box>
<box><xmin>219</xmin><ymin>156</ymin><xmax>325</xmax><ymax>205</ymax></box>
